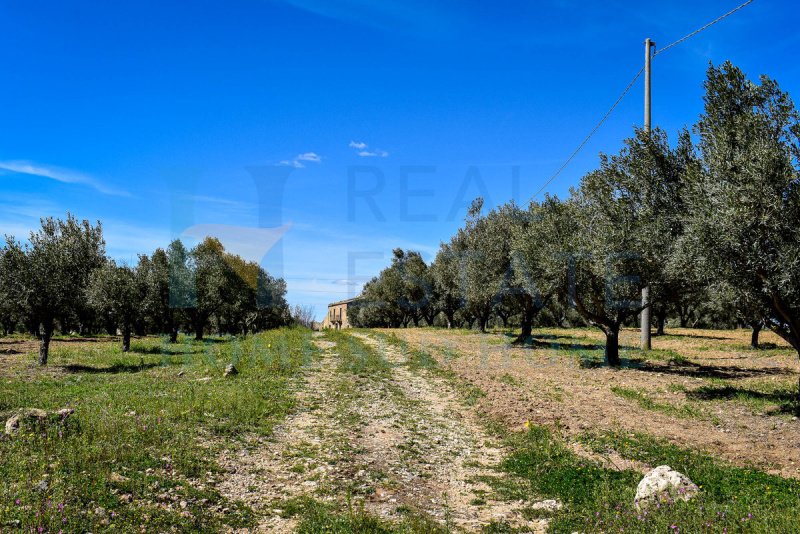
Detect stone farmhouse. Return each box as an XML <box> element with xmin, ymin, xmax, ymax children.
<box><xmin>321</xmin><ymin>297</ymin><xmax>360</xmax><ymax>329</ymax></box>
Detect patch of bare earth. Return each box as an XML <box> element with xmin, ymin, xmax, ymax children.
<box><xmin>216</xmin><ymin>335</ymin><xmax>342</xmax><ymax>533</ymax></box>
<box><xmin>215</xmin><ymin>331</ymin><xmax>550</xmax><ymax>532</ymax></box>
<box><xmin>389</xmin><ymin>328</ymin><xmax>800</xmax><ymax>479</ymax></box>
<box><xmin>350</xmin><ymin>332</ymin><xmax>547</xmax><ymax>532</ymax></box>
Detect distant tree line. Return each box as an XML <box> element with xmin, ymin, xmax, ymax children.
<box><xmin>350</xmin><ymin>62</ymin><xmax>800</xmax><ymax>365</ymax></box>
<box><xmin>0</xmin><ymin>218</ymin><xmax>291</xmax><ymax>365</ymax></box>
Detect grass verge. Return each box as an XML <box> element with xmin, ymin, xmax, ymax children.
<box><xmin>0</xmin><ymin>328</ymin><xmax>317</xmax><ymax>532</ymax></box>
<box><xmin>496</xmin><ymin>425</ymin><xmax>800</xmax><ymax>533</ymax></box>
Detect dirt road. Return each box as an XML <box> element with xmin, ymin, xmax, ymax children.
<box><xmin>218</xmin><ymin>331</ymin><xmax>551</xmax><ymax>532</ymax></box>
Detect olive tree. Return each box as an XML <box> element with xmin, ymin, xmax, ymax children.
<box><xmin>457</xmin><ymin>199</ymin><xmax>523</xmax><ymax>332</ymax></box>
<box><xmin>555</xmin><ymin>129</ymin><xmax>683</xmax><ymax>365</ymax></box>
<box><xmin>87</xmin><ymin>260</ymin><xmax>143</xmax><ymax>352</ymax></box>
<box><xmin>0</xmin><ymin>240</ymin><xmax>26</xmax><ymax>335</ymax></box>
<box><xmin>431</xmin><ymin>243</ymin><xmax>465</xmax><ymax>329</ymax></box>
<box><xmin>511</xmin><ymin>196</ymin><xmax>573</xmax><ymax>342</ymax></box>
<box><xmin>685</xmin><ymin>61</ymin><xmax>800</xmax><ymax>356</ymax></box>
<box><xmin>19</xmin><ymin>215</ymin><xmax>105</xmax><ymax>364</ymax></box>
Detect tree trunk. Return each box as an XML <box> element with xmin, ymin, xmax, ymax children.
<box><xmin>679</xmin><ymin>305</ymin><xmax>689</xmax><ymax>328</ymax></box>
<box><xmin>514</xmin><ymin>295</ymin><xmax>536</xmax><ymax>344</ymax></box>
<box><xmin>38</xmin><ymin>322</ymin><xmax>52</xmax><ymax>366</ymax></box>
<box><xmin>656</xmin><ymin>310</ymin><xmax>667</xmax><ymax>336</ymax></box>
<box><xmin>194</xmin><ymin>322</ymin><xmax>204</xmax><ymax>341</ymax></box>
<box><xmin>751</xmin><ymin>322</ymin><xmax>762</xmax><ymax>349</ymax></box>
<box><xmin>170</xmin><ymin>328</ymin><xmax>179</xmax><ymax>344</ymax></box>
<box><xmin>122</xmin><ymin>326</ymin><xmax>131</xmax><ymax>352</ymax></box>
<box><xmin>605</xmin><ymin>326</ymin><xmax>621</xmax><ymax>367</ymax></box>
<box><xmin>445</xmin><ymin>311</ymin><xmax>454</xmax><ymax>329</ymax></box>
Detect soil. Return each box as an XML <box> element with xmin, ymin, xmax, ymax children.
<box><xmin>217</xmin><ymin>332</ymin><xmax>550</xmax><ymax>532</ymax></box>
<box><xmin>388</xmin><ymin>327</ymin><xmax>800</xmax><ymax>479</ymax></box>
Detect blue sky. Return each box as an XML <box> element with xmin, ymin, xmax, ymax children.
<box><xmin>1</xmin><ymin>0</ymin><xmax>796</xmax><ymax>318</ymax></box>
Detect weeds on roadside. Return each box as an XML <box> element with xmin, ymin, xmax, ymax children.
<box><xmin>496</xmin><ymin>425</ymin><xmax>800</xmax><ymax>533</ymax></box>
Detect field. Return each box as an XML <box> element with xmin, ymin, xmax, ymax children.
<box><xmin>0</xmin><ymin>327</ymin><xmax>799</xmax><ymax>532</ymax></box>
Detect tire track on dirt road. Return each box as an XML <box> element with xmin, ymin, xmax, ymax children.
<box><xmin>218</xmin><ymin>331</ymin><xmax>552</xmax><ymax>532</ymax></box>
<box><xmin>349</xmin><ymin>331</ymin><xmax>549</xmax><ymax>532</ymax></box>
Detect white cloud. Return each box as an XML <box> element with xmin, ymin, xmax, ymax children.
<box><xmin>296</xmin><ymin>152</ymin><xmax>321</xmax><ymax>162</ymax></box>
<box><xmin>358</xmin><ymin>149</ymin><xmax>389</xmax><ymax>158</ymax></box>
<box><xmin>277</xmin><ymin>159</ymin><xmax>302</xmax><ymax>168</ymax></box>
<box><xmin>349</xmin><ymin>141</ymin><xmax>389</xmax><ymax>158</ymax></box>
<box><xmin>0</xmin><ymin>160</ymin><xmax>130</xmax><ymax>196</ymax></box>
<box><xmin>277</xmin><ymin>152</ymin><xmax>322</xmax><ymax>169</ymax></box>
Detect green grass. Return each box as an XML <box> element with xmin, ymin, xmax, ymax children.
<box><xmin>372</xmin><ymin>331</ymin><xmax>487</xmax><ymax>407</ymax></box>
<box><xmin>498</xmin><ymin>425</ymin><xmax>800</xmax><ymax>533</ymax></box>
<box><xmin>611</xmin><ymin>386</ymin><xmax>703</xmax><ymax>419</ymax></box>
<box><xmin>279</xmin><ymin>496</ymin><xmax>447</xmax><ymax>533</ymax></box>
<box><xmin>0</xmin><ymin>329</ymin><xmax>317</xmax><ymax>532</ymax></box>
<box><xmin>325</xmin><ymin>329</ymin><xmax>392</xmax><ymax>379</ymax></box>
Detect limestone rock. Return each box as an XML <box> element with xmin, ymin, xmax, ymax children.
<box><xmin>634</xmin><ymin>465</ymin><xmax>699</xmax><ymax>510</ymax></box>
<box><xmin>224</xmin><ymin>364</ymin><xmax>239</xmax><ymax>376</ymax></box>
<box><xmin>531</xmin><ymin>499</ymin><xmax>563</xmax><ymax>512</ymax></box>
<box><xmin>5</xmin><ymin>407</ymin><xmax>75</xmax><ymax>435</ymax></box>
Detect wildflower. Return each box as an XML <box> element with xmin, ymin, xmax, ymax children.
<box><xmin>524</xmin><ymin>420</ymin><xmax>531</xmax><ymax>429</ymax></box>
<box><xmin>15</xmin><ymin>499</ymin><xmax>20</xmax><ymax>505</ymax></box>
<box><xmin>58</xmin><ymin>503</ymin><xmax>64</xmax><ymax>512</ymax></box>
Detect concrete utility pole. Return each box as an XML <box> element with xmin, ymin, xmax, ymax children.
<box><xmin>641</xmin><ymin>37</ymin><xmax>655</xmax><ymax>351</ymax></box>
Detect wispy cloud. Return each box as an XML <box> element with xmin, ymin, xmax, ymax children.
<box><xmin>349</xmin><ymin>141</ymin><xmax>389</xmax><ymax>158</ymax></box>
<box><xmin>0</xmin><ymin>160</ymin><xmax>130</xmax><ymax>196</ymax></box>
<box><xmin>358</xmin><ymin>149</ymin><xmax>389</xmax><ymax>158</ymax></box>
<box><xmin>278</xmin><ymin>151</ymin><xmax>322</xmax><ymax>168</ymax></box>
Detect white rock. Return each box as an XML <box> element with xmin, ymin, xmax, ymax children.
<box><xmin>531</xmin><ymin>499</ymin><xmax>563</xmax><ymax>512</ymax></box>
<box><xmin>634</xmin><ymin>465</ymin><xmax>699</xmax><ymax>510</ymax></box>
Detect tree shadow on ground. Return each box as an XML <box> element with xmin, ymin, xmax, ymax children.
<box><xmin>578</xmin><ymin>357</ymin><xmax>646</xmax><ymax>370</ymax></box>
<box><xmin>61</xmin><ymin>362</ymin><xmax>161</xmax><ymax>374</ymax></box>
<box><xmin>129</xmin><ymin>345</ymin><xmax>203</xmax><ymax>356</ymax></box>
<box><xmin>687</xmin><ymin>385</ymin><xmax>799</xmax><ymax>415</ymax></box>
<box><xmin>53</xmin><ymin>337</ymin><xmax>121</xmax><ymax>343</ymax></box>
<box><xmin>638</xmin><ymin>360</ymin><xmax>795</xmax><ymax>380</ymax></box>
<box><xmin>511</xmin><ymin>335</ymin><xmax>633</xmax><ymax>353</ymax></box>
<box><xmin>660</xmin><ymin>332</ymin><xmax>730</xmax><ymax>341</ymax></box>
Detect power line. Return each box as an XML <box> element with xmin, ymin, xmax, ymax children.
<box><xmin>655</xmin><ymin>0</ymin><xmax>755</xmax><ymax>57</ymax></box>
<box><xmin>531</xmin><ymin>67</ymin><xmax>644</xmax><ymax>199</ymax></box>
<box><xmin>533</xmin><ymin>0</ymin><xmax>756</xmax><ymax>199</ymax></box>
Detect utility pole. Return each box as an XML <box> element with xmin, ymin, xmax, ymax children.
<box><xmin>641</xmin><ymin>37</ymin><xmax>655</xmax><ymax>351</ymax></box>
